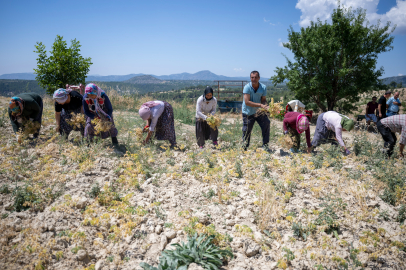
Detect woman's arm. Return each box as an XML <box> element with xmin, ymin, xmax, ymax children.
<box><xmin>196</xmin><ymin>98</ymin><xmax>207</xmax><ymax>119</ymax></box>
<box><xmin>8</xmin><ymin>109</ymin><xmax>19</xmax><ymax>133</ymax></box>
<box><xmin>55</xmin><ymin>112</ymin><xmax>61</xmax><ymax>130</ymax></box>
<box><xmin>82</xmin><ymin>99</ymin><xmax>95</xmax><ymax>119</ymax></box>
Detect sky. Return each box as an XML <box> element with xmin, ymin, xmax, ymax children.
<box><xmin>0</xmin><ymin>0</ymin><xmax>405</xmax><ymax>78</ymax></box>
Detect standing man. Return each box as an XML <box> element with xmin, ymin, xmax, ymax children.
<box><xmin>377</xmin><ymin>114</ymin><xmax>405</xmax><ymax>158</ymax></box>
<box><xmin>386</xmin><ymin>92</ymin><xmax>402</xmax><ymax>116</ymax></box>
<box><xmin>242</xmin><ymin>71</ymin><xmax>270</xmax><ymax>151</ymax></box>
<box><xmin>365</xmin><ymin>96</ymin><xmax>378</xmax><ymax>126</ymax></box>
<box><xmin>377</xmin><ymin>91</ymin><xmax>391</xmax><ymax>120</ymax></box>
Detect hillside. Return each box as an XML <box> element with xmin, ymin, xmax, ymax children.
<box><xmin>381</xmin><ymin>75</ymin><xmax>406</xmax><ymax>85</ymax></box>
<box><xmin>125</xmin><ymin>75</ymin><xmax>164</xmax><ymax>84</ymax></box>
<box><xmin>0</xmin><ymin>95</ymin><xmax>405</xmax><ymax>270</ymax></box>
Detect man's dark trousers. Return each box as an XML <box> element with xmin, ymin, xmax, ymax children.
<box><xmin>242</xmin><ymin>113</ymin><xmax>270</xmax><ymax>148</ymax></box>
<box><xmin>377</xmin><ymin>120</ymin><xmax>397</xmax><ymax>157</ymax></box>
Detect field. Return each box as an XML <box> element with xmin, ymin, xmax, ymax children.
<box><xmin>0</xmin><ymin>93</ymin><xmax>405</xmax><ymax>270</ymax></box>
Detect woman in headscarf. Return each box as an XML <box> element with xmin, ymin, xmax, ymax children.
<box><xmin>195</xmin><ymin>86</ymin><xmax>218</xmax><ymax>149</ymax></box>
<box><xmin>283</xmin><ymin>111</ymin><xmax>312</xmax><ymax>153</ymax></box>
<box><xmin>311</xmin><ymin>111</ymin><xmax>355</xmax><ymax>155</ymax></box>
<box><xmin>82</xmin><ymin>83</ymin><xmax>118</xmax><ymax>144</ymax></box>
<box><xmin>138</xmin><ymin>100</ymin><xmax>177</xmax><ymax>147</ymax></box>
<box><xmin>53</xmin><ymin>88</ymin><xmax>84</xmax><ymax>137</ymax></box>
<box><xmin>8</xmin><ymin>93</ymin><xmax>43</xmax><ymax>141</ymax></box>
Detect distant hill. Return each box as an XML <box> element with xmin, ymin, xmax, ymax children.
<box><xmin>381</xmin><ymin>75</ymin><xmax>406</xmax><ymax>85</ymax></box>
<box><xmin>0</xmin><ymin>71</ymin><xmax>266</xmax><ymax>82</ymax></box>
<box><xmin>124</xmin><ymin>75</ymin><xmax>163</xmax><ymax>84</ymax></box>
<box><xmin>0</xmin><ymin>73</ymin><xmax>36</xmax><ymax>80</ymax></box>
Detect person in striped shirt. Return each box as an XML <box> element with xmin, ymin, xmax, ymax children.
<box><xmin>377</xmin><ymin>114</ymin><xmax>406</xmax><ymax>158</ymax></box>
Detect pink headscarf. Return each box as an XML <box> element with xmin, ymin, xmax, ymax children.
<box><xmin>139</xmin><ymin>101</ymin><xmax>159</xmax><ymax>120</ymax></box>
<box><xmin>85</xmin><ymin>83</ymin><xmax>109</xmax><ymax>119</ymax></box>
<box><xmin>296</xmin><ymin>114</ymin><xmax>309</xmax><ymax>134</ymax></box>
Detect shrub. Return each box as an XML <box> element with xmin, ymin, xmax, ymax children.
<box><xmin>140</xmin><ymin>234</ymin><xmax>233</xmax><ymax>270</ymax></box>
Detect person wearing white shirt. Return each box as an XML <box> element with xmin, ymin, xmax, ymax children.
<box><xmin>195</xmin><ymin>86</ymin><xmax>218</xmax><ymax>148</ymax></box>
<box><xmin>311</xmin><ymin>111</ymin><xmax>354</xmax><ymax>155</ymax></box>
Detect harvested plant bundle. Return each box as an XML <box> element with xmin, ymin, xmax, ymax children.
<box><xmin>135</xmin><ymin>127</ymin><xmax>146</xmax><ymax>142</ymax></box>
<box><xmin>67</xmin><ymin>113</ymin><xmax>85</xmax><ymax>128</ymax></box>
<box><xmin>91</xmin><ymin>117</ymin><xmax>112</xmax><ymax>135</ymax></box>
<box><xmin>205</xmin><ymin>114</ymin><xmax>221</xmax><ymax>130</ymax></box>
<box><xmin>278</xmin><ymin>135</ymin><xmax>294</xmax><ymax>149</ymax></box>
<box><xmin>257</xmin><ymin>98</ymin><xmax>283</xmax><ymax>118</ymax></box>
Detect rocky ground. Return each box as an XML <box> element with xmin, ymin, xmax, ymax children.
<box><xmin>0</xmin><ymin>98</ymin><xmax>405</xmax><ymax>270</ymax></box>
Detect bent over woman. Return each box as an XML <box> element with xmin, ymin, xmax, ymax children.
<box><xmin>53</xmin><ymin>88</ymin><xmax>84</xmax><ymax>137</ymax></box>
<box><xmin>82</xmin><ymin>83</ymin><xmax>118</xmax><ymax>144</ymax></box>
<box><xmin>195</xmin><ymin>86</ymin><xmax>218</xmax><ymax>148</ymax></box>
<box><xmin>283</xmin><ymin>111</ymin><xmax>311</xmax><ymax>153</ymax></box>
<box><xmin>311</xmin><ymin>111</ymin><xmax>354</xmax><ymax>155</ymax></box>
<box><xmin>8</xmin><ymin>93</ymin><xmax>43</xmax><ymax>140</ymax></box>
<box><xmin>138</xmin><ymin>101</ymin><xmax>177</xmax><ymax>147</ymax></box>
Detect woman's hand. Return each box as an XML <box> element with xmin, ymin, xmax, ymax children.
<box><xmin>307</xmin><ymin>147</ymin><xmax>312</xmax><ymax>154</ymax></box>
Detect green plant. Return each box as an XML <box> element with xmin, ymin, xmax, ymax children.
<box><xmin>140</xmin><ymin>234</ymin><xmax>233</xmax><ymax>270</ymax></box>
<box><xmin>235</xmin><ymin>160</ymin><xmax>243</xmax><ymax>178</ymax></box>
<box><xmin>0</xmin><ymin>184</ymin><xmax>11</xmax><ymax>194</ymax></box>
<box><xmin>292</xmin><ymin>222</ymin><xmax>310</xmax><ymax>241</ymax></box>
<box><xmin>202</xmin><ymin>189</ymin><xmax>216</xmax><ymax>200</ymax></box>
<box><xmin>378</xmin><ymin>209</ymin><xmax>390</xmax><ymax>221</ymax></box>
<box><xmin>88</xmin><ymin>183</ymin><xmax>101</xmax><ymax>198</ymax></box>
<box><xmin>282</xmin><ymin>247</ymin><xmax>295</xmax><ymax>262</ymax></box>
<box><xmin>12</xmin><ymin>185</ymin><xmax>41</xmax><ymax>212</ymax></box>
<box><xmin>397</xmin><ymin>204</ymin><xmax>406</xmax><ymax>225</ymax></box>
<box><xmin>155</xmin><ymin>206</ymin><xmax>167</xmax><ymax>220</ymax></box>
<box><xmin>34</xmin><ymin>35</ymin><xmax>92</xmax><ymax>95</ymax></box>
<box><xmin>106</xmin><ymin>256</ymin><xmax>114</xmax><ymax>263</ymax></box>
<box><xmin>164</xmin><ymin>223</ymin><xmax>174</xmax><ymax>229</ymax></box>
<box><xmin>71</xmin><ymin>246</ymin><xmax>82</xmax><ymax>254</ymax></box>
<box><xmin>314</xmin><ymin>200</ymin><xmax>340</xmax><ymax>236</ymax></box>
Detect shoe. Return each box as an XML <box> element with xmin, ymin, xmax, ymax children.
<box><xmin>290</xmin><ymin>148</ymin><xmax>299</xmax><ymax>153</ymax></box>
<box><xmin>262</xmin><ymin>146</ymin><xmax>274</xmax><ymax>154</ymax></box>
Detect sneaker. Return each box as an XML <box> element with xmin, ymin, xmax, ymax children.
<box><xmin>262</xmin><ymin>145</ymin><xmax>274</xmax><ymax>154</ymax></box>
<box><xmin>290</xmin><ymin>148</ymin><xmax>299</xmax><ymax>153</ymax></box>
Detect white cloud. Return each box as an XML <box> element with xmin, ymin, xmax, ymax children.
<box><xmin>264</xmin><ymin>18</ymin><xmax>270</xmax><ymax>23</ymax></box>
<box><xmin>278</xmin><ymin>38</ymin><xmax>285</xmax><ymax>47</ymax></box>
<box><xmin>295</xmin><ymin>0</ymin><xmax>406</xmax><ymax>34</ymax></box>
<box><xmin>399</xmin><ymin>73</ymin><xmax>404</xmax><ymax>76</ymax></box>
<box><xmin>234</xmin><ymin>68</ymin><xmax>244</xmax><ymax>72</ymax></box>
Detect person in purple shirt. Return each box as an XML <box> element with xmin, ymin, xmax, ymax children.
<box><xmin>283</xmin><ymin>112</ymin><xmax>312</xmax><ymax>153</ymax></box>
<box><xmin>82</xmin><ymin>83</ymin><xmax>118</xmax><ymax>144</ymax></box>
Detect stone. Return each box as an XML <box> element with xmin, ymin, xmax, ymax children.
<box><xmin>155</xmin><ymin>224</ymin><xmax>163</xmax><ymax>234</ymax></box>
<box><xmin>226</xmin><ymin>219</ymin><xmax>236</xmax><ymax>226</ymax></box>
<box><xmin>76</xmin><ymin>249</ymin><xmax>88</xmax><ymax>261</ymax></box>
<box><xmin>165</xmin><ymin>230</ymin><xmax>177</xmax><ymax>239</ymax></box>
<box><xmin>195</xmin><ymin>211</ymin><xmax>209</xmax><ymax>224</ymax></box>
<box><xmin>188</xmin><ymin>263</ymin><xmax>204</xmax><ymax>270</ymax></box>
<box><xmin>254</xmin><ymin>231</ymin><xmax>263</xmax><ymax>243</ymax></box>
<box><xmin>159</xmin><ymin>234</ymin><xmax>168</xmax><ymax>251</ymax></box>
<box><xmin>239</xmin><ymin>209</ymin><xmax>253</xmax><ymax>219</ymax></box>
<box><xmin>243</xmin><ymin>239</ymin><xmax>261</xmax><ymax>257</ymax></box>
<box><xmin>95</xmin><ymin>259</ymin><xmax>105</xmax><ymax>270</ymax></box>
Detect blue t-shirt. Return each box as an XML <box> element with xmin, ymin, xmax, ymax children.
<box><xmin>242</xmin><ymin>82</ymin><xmax>267</xmax><ymax>116</ymax></box>
<box><xmin>387</xmin><ymin>97</ymin><xmax>401</xmax><ymax>113</ymax></box>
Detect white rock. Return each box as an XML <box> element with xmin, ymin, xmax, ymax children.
<box><xmin>95</xmin><ymin>259</ymin><xmax>105</xmax><ymax>270</ymax></box>
<box><xmin>155</xmin><ymin>224</ymin><xmax>163</xmax><ymax>234</ymax></box>
<box><xmin>254</xmin><ymin>231</ymin><xmax>263</xmax><ymax>243</ymax></box>
<box><xmin>243</xmin><ymin>240</ymin><xmax>260</xmax><ymax>257</ymax></box>
<box><xmin>165</xmin><ymin>230</ymin><xmax>177</xmax><ymax>239</ymax></box>
<box><xmin>195</xmin><ymin>211</ymin><xmax>209</xmax><ymax>224</ymax></box>
<box><xmin>76</xmin><ymin>249</ymin><xmax>87</xmax><ymax>261</ymax></box>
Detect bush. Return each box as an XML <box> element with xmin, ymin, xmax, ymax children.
<box><xmin>140</xmin><ymin>234</ymin><xmax>233</xmax><ymax>270</ymax></box>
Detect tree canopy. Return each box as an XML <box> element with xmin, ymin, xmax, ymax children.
<box><xmin>34</xmin><ymin>35</ymin><xmax>92</xmax><ymax>95</ymax></box>
<box><xmin>271</xmin><ymin>4</ymin><xmax>395</xmax><ymax>113</ymax></box>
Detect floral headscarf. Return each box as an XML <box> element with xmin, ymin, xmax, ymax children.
<box><xmin>296</xmin><ymin>114</ymin><xmax>309</xmax><ymax>134</ymax></box>
<box><xmin>53</xmin><ymin>88</ymin><xmax>71</xmax><ymax>103</ymax></box>
<box><xmin>9</xmin><ymin>97</ymin><xmax>23</xmax><ymax>116</ymax></box>
<box><xmin>84</xmin><ymin>83</ymin><xmax>109</xmax><ymax>119</ymax></box>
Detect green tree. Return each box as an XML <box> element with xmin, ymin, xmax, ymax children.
<box><xmin>389</xmin><ymin>81</ymin><xmax>397</xmax><ymax>89</ymax></box>
<box><xmin>34</xmin><ymin>35</ymin><xmax>92</xmax><ymax>95</ymax></box>
<box><xmin>396</xmin><ymin>82</ymin><xmax>403</xmax><ymax>89</ymax></box>
<box><xmin>271</xmin><ymin>4</ymin><xmax>395</xmax><ymax>112</ymax></box>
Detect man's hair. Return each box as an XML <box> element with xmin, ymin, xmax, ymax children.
<box><xmin>250</xmin><ymin>71</ymin><xmax>260</xmax><ymax>78</ymax></box>
<box><xmin>385</xmin><ymin>90</ymin><xmax>392</xmax><ymax>95</ymax></box>
<box><xmin>372</xmin><ymin>96</ymin><xmax>377</xmax><ymax>99</ymax></box>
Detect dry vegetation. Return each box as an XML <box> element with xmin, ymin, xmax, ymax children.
<box><xmin>0</xmin><ymin>94</ymin><xmax>405</xmax><ymax>270</ymax></box>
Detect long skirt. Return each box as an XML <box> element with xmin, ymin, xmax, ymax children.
<box><xmin>84</xmin><ymin>114</ymin><xmax>118</xmax><ymax>140</ymax></box>
<box><xmin>59</xmin><ymin>107</ymin><xmax>85</xmax><ymax>137</ymax></box>
<box><xmin>288</xmin><ymin>128</ymin><xmax>301</xmax><ymax>150</ymax></box>
<box><xmin>195</xmin><ymin>118</ymin><xmax>218</xmax><ymax>147</ymax></box>
<box><xmin>154</xmin><ymin>102</ymin><xmax>177</xmax><ymax>146</ymax></box>
<box><xmin>311</xmin><ymin>112</ymin><xmax>336</xmax><ymax>147</ymax></box>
